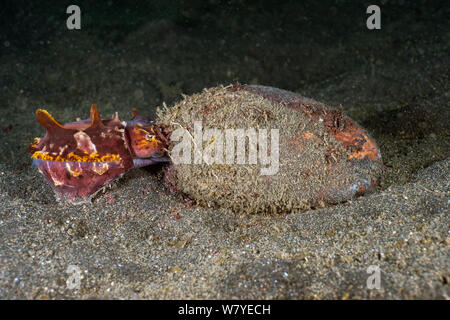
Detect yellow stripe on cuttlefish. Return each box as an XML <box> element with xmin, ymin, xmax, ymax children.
<box><xmin>31</xmin><ymin>151</ymin><xmax>121</xmax><ymax>163</ymax></box>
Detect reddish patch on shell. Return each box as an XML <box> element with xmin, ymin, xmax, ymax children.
<box><xmin>242</xmin><ymin>85</ymin><xmax>381</xmax><ymax>162</ymax></box>
<box><xmin>241</xmin><ymin>84</ymin><xmax>383</xmax><ymax>200</ymax></box>
<box><xmin>288</xmin><ymin>132</ymin><xmax>316</xmax><ymax>152</ymax></box>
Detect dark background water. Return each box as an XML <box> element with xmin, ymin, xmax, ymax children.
<box><xmin>2</xmin><ymin>0</ymin><xmax>448</xmax><ymax>93</ymax></box>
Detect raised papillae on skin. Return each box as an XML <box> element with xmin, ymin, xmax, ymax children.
<box><xmin>27</xmin><ymin>104</ymin><xmax>169</xmax><ymax>203</ymax></box>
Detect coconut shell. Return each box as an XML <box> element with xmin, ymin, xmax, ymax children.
<box><xmin>157</xmin><ymin>84</ymin><xmax>384</xmax><ymax>213</ymax></box>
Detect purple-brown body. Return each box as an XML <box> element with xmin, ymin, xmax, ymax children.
<box><xmin>27</xmin><ymin>104</ymin><xmax>169</xmax><ymax>203</ymax></box>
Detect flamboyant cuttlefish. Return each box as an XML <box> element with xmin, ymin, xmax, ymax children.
<box><xmin>27</xmin><ymin>104</ymin><xmax>170</xmax><ymax>203</ymax></box>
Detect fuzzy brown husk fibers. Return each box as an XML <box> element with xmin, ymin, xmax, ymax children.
<box><xmin>157</xmin><ymin>85</ymin><xmax>384</xmax><ymax>213</ymax></box>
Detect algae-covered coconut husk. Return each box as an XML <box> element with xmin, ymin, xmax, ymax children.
<box><xmin>157</xmin><ymin>84</ymin><xmax>384</xmax><ymax>214</ymax></box>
